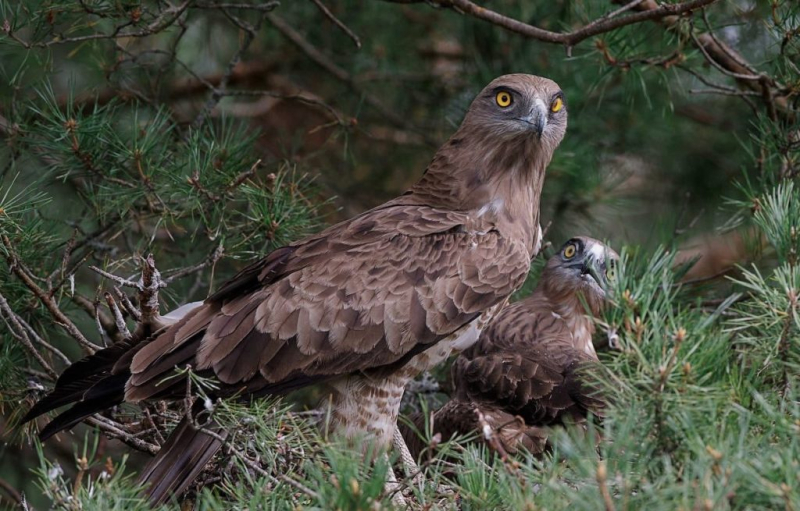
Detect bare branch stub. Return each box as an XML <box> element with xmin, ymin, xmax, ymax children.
<box><xmin>114</xmin><ymin>286</ymin><xmax>142</xmax><ymax>321</ymax></box>
<box><xmin>136</xmin><ymin>254</ymin><xmax>167</xmax><ymax>335</ymax></box>
<box><xmin>104</xmin><ymin>292</ymin><xmax>132</xmax><ymax>340</ymax></box>
<box><xmin>90</xmin><ymin>254</ymin><xmax>167</xmax><ymax>337</ymax></box>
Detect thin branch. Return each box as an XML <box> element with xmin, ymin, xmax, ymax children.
<box><xmin>22</xmin><ymin>367</ymin><xmax>55</xmax><ymax>382</ymax></box>
<box><xmin>2</xmin><ymin>235</ymin><xmax>100</xmax><ymax>354</ymax></box>
<box><xmin>114</xmin><ymin>287</ymin><xmax>142</xmax><ymax>322</ymax></box>
<box><xmin>144</xmin><ymin>408</ymin><xmax>167</xmax><ymax>445</ymax></box>
<box><xmin>689</xmin><ymin>31</ymin><xmax>764</xmax><ymax>82</ymax></box>
<box><xmin>278</xmin><ymin>474</ymin><xmax>320</xmax><ymax>499</ymax></box>
<box><xmin>266</xmin><ymin>13</ymin><xmax>351</xmax><ymax>84</ymax></box>
<box><xmin>309</xmin><ymin>0</ymin><xmax>361</xmax><ymax>48</ymax></box>
<box><xmin>227</xmin><ymin>160</ymin><xmax>260</xmax><ymax>191</ymax></box>
<box><xmin>12</xmin><ymin>313</ymin><xmax>72</xmax><ymax>367</ymax></box>
<box><xmin>3</xmin><ymin>0</ymin><xmax>191</xmax><ymax>48</ymax></box>
<box><xmin>266</xmin><ymin>13</ymin><xmax>436</xmax><ymax>145</ymax></box>
<box><xmin>71</xmin><ymin>293</ymin><xmax>118</xmax><ymax>336</ymax></box>
<box><xmin>192</xmin><ymin>9</ymin><xmax>271</xmax><ymax>128</ymax></box>
<box><xmin>385</xmin><ymin>0</ymin><xmax>718</xmax><ymax>54</ymax></box>
<box><xmin>221</xmin><ymin>89</ymin><xmax>346</xmax><ymax>126</ymax></box>
<box><xmin>195</xmin><ymin>1</ymin><xmax>280</xmax><ymax>11</ymax></box>
<box><xmin>84</xmin><ymin>416</ymin><xmax>159</xmax><ymax>455</ymax></box>
<box><xmin>597</xmin><ymin>461</ymin><xmax>617</xmax><ymax>511</ymax></box>
<box><xmin>581</xmin><ymin>0</ymin><xmax>648</xmax><ymax>31</ymax></box>
<box><xmin>88</xmin><ymin>266</ymin><xmax>139</xmax><ymax>288</ymax></box>
<box><xmin>104</xmin><ymin>292</ymin><xmax>131</xmax><ymax>339</ymax></box>
<box><xmin>678</xmin><ymin>64</ymin><xmax>758</xmax><ymax>113</ymax></box>
<box><xmin>0</xmin><ymin>477</ymin><xmax>24</xmax><ymax>508</ymax></box>
<box><xmin>45</xmin><ymin>229</ymin><xmax>78</xmax><ymax>292</ymax></box>
<box><xmin>689</xmin><ymin>88</ymin><xmax>761</xmax><ymax>97</ymax></box>
<box><xmin>699</xmin><ymin>8</ymin><xmax>759</xmax><ymax>75</ymax></box>
<box><xmin>0</xmin><ymin>292</ymin><xmax>58</xmax><ymax>379</ymax></box>
<box><xmin>163</xmin><ymin>244</ymin><xmax>224</xmax><ymax>285</ymax></box>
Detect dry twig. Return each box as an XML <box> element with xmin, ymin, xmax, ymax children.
<box><xmin>309</xmin><ymin>0</ymin><xmax>361</xmax><ymax>48</ymax></box>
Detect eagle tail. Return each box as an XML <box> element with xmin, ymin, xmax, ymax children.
<box><xmin>22</xmin><ymin>338</ymin><xmax>140</xmax><ymax>440</ymax></box>
<box><xmin>36</xmin><ymin>373</ymin><xmax>128</xmax><ymax>440</ymax></box>
<box><xmin>23</xmin><ymin>303</ymin><xmax>199</xmax><ymax>427</ymax></box>
<box><xmin>139</xmin><ymin>404</ymin><xmax>227</xmax><ymax>505</ymax></box>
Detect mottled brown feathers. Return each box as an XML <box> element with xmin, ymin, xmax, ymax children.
<box><xmin>125</xmin><ymin>209</ymin><xmax>532</xmax><ymax>402</ymax></box>
<box><xmin>26</xmin><ymin>74</ymin><xmax>568</xmax><ymax>505</ymax></box>
<box><xmin>406</xmin><ymin>237</ymin><xmax>618</xmax><ymax>458</ymax></box>
<box><xmin>402</xmin><ymin>401</ymin><xmax>548</xmax><ymax>459</ymax></box>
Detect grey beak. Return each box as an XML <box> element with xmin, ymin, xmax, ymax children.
<box><xmin>520</xmin><ymin>106</ymin><xmax>547</xmax><ymax>138</ymax></box>
<box><xmin>581</xmin><ymin>254</ymin><xmax>608</xmax><ymax>288</ymax></box>
<box><xmin>580</xmin><ymin>253</ymin><xmax>594</xmax><ymax>275</ymax></box>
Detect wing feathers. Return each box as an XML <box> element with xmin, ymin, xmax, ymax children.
<box><xmin>121</xmin><ymin>206</ymin><xmax>529</xmax><ymax>408</ymax></box>
<box><xmin>452</xmin><ymin>299</ymin><xmax>601</xmax><ymax>429</ymax></box>
<box><xmin>131</xmin><ymin>305</ymin><xmax>216</xmax><ymax>375</ymax></box>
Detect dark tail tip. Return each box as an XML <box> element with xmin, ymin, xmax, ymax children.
<box><xmin>139</xmin><ymin>411</ymin><xmax>226</xmax><ymax>506</ymax></box>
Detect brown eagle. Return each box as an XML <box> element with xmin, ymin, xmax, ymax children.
<box><xmin>23</xmin><ymin>74</ymin><xmax>568</xmax><ymax>504</ymax></box>
<box><xmin>403</xmin><ymin>237</ymin><xmax>618</xmax><ymax>458</ymax></box>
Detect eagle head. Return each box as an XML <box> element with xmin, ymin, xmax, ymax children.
<box><xmin>544</xmin><ymin>236</ymin><xmax>619</xmax><ymax>314</ymax></box>
<box><xmin>462</xmin><ymin>74</ymin><xmax>568</xmax><ymax>145</ymax></box>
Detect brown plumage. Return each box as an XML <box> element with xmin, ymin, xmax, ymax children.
<box><xmin>23</xmin><ymin>74</ymin><xmax>568</xmax><ymax>505</ymax></box>
<box><xmin>403</xmin><ymin>237</ymin><xmax>618</xmax><ymax>458</ymax></box>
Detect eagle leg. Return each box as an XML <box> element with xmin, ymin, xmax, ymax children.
<box><xmin>383</xmin><ymin>452</ymin><xmax>409</xmax><ymax>508</ymax></box>
<box><xmin>393</xmin><ymin>426</ymin><xmax>423</xmax><ymax>486</ymax></box>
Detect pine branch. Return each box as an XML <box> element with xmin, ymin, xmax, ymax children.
<box><xmin>383</xmin><ymin>0</ymin><xmax>718</xmax><ymax>54</ymax></box>
<box><xmin>2</xmin><ymin>235</ymin><xmax>101</xmax><ymax>354</ymax></box>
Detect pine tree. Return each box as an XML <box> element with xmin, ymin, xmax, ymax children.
<box><xmin>1</xmin><ymin>1</ymin><xmax>798</xmax><ymax>509</ymax></box>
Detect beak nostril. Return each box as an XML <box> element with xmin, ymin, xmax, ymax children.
<box><xmin>529</xmin><ymin>110</ymin><xmax>547</xmax><ymax>138</ymax></box>
<box><xmin>518</xmin><ymin>99</ymin><xmax>549</xmax><ymax>138</ymax></box>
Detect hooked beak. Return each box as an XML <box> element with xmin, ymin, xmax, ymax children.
<box><xmin>518</xmin><ymin>101</ymin><xmax>548</xmax><ymax>138</ymax></box>
<box><xmin>578</xmin><ymin>254</ymin><xmax>608</xmax><ymax>292</ymax></box>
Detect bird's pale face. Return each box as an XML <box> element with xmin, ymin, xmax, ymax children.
<box><xmin>547</xmin><ymin>237</ymin><xmax>619</xmax><ymax>305</ymax></box>
<box><xmin>465</xmin><ymin>74</ymin><xmax>568</xmax><ymax>145</ymax></box>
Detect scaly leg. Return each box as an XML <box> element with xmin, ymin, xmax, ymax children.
<box><xmin>383</xmin><ymin>452</ymin><xmax>408</xmax><ymax>508</ymax></box>
<box><xmin>393</xmin><ymin>426</ymin><xmax>423</xmax><ymax>486</ymax></box>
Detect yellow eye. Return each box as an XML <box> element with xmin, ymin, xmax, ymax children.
<box><xmin>551</xmin><ymin>97</ymin><xmax>563</xmax><ymax>113</ymax></box>
<box><xmin>606</xmin><ymin>267</ymin><xmax>616</xmax><ymax>280</ymax></box>
<box><xmin>496</xmin><ymin>91</ymin><xmax>512</xmax><ymax>107</ymax></box>
<box><xmin>563</xmin><ymin>244</ymin><xmax>576</xmax><ymax>259</ymax></box>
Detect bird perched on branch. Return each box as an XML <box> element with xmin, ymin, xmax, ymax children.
<box><xmin>403</xmin><ymin>237</ymin><xmax>618</xmax><ymax>458</ymax></box>
<box><xmin>23</xmin><ymin>74</ymin><xmax>568</xmax><ymax>505</ymax></box>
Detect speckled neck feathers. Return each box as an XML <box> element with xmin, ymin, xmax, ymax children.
<box><xmin>402</xmin><ymin>126</ymin><xmax>552</xmax><ymax>256</ymax></box>
<box><xmin>520</xmin><ymin>285</ymin><xmax>598</xmax><ymax>356</ymax></box>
